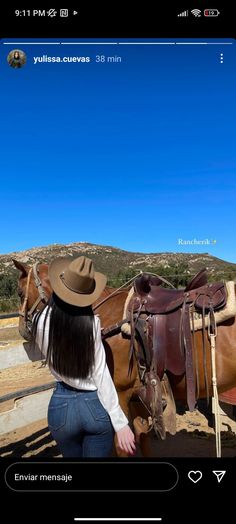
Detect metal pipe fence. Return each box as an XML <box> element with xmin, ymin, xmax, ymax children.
<box><xmin>0</xmin><ymin>312</ymin><xmax>19</xmax><ymax>319</ymax></box>
<box><xmin>0</xmin><ymin>382</ymin><xmax>55</xmax><ymax>404</ymax></box>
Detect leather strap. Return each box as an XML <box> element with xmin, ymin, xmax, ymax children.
<box><xmin>182</xmin><ymin>302</ymin><xmax>196</xmax><ymax>411</ymax></box>
<box><xmin>128</xmin><ymin>299</ymin><xmax>143</xmax><ymax>376</ymax></box>
<box><xmin>149</xmin><ymin>315</ymin><xmax>165</xmax><ymax>380</ymax></box>
<box><xmin>101</xmin><ymin>318</ymin><xmax>129</xmax><ymax>339</ymax></box>
<box><xmin>202</xmin><ymin>300</ymin><xmax>210</xmax><ymax>404</ymax></box>
<box><xmin>191</xmin><ymin>305</ymin><xmax>200</xmax><ymax>399</ymax></box>
<box><xmin>135</xmin><ymin>318</ymin><xmax>151</xmax><ymax>368</ymax></box>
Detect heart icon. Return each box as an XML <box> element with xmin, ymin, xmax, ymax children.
<box><xmin>188</xmin><ymin>470</ymin><xmax>203</xmax><ymax>483</ymax></box>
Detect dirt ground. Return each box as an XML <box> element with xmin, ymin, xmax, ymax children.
<box><xmin>0</xmin><ymin>318</ymin><xmax>23</xmax><ymax>346</ymax></box>
<box><xmin>0</xmin><ymin>361</ymin><xmax>54</xmax><ymax>413</ymax></box>
<box><xmin>1</xmin><ymin>403</ymin><xmax>236</xmax><ymax>458</ymax></box>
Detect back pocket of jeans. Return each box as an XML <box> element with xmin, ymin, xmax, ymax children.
<box><xmin>48</xmin><ymin>402</ymin><xmax>68</xmax><ymax>431</ymax></box>
<box><xmin>85</xmin><ymin>398</ymin><xmax>110</xmax><ymax>421</ymax></box>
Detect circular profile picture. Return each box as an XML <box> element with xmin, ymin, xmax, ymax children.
<box><xmin>7</xmin><ymin>49</ymin><xmax>26</xmax><ymax>69</ymax></box>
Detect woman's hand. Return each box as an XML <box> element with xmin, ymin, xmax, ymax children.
<box><xmin>116</xmin><ymin>425</ymin><xmax>136</xmax><ymax>455</ymax></box>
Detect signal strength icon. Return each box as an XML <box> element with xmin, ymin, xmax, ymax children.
<box><xmin>191</xmin><ymin>9</ymin><xmax>202</xmax><ymax>17</ymax></box>
<box><xmin>178</xmin><ymin>10</ymin><xmax>188</xmax><ymax>17</ymax></box>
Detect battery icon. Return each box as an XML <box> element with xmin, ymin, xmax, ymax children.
<box><xmin>204</xmin><ymin>9</ymin><xmax>220</xmax><ymax>17</ymax></box>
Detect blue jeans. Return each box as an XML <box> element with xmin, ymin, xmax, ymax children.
<box><xmin>48</xmin><ymin>382</ymin><xmax>114</xmax><ymax>458</ymax></box>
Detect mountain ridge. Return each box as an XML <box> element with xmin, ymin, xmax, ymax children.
<box><xmin>1</xmin><ymin>241</ymin><xmax>236</xmax><ymax>279</ymax></box>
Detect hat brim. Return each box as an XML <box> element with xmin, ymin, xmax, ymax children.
<box><xmin>48</xmin><ymin>257</ymin><xmax>107</xmax><ymax>307</ymax></box>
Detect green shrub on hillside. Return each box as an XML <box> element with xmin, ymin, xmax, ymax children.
<box><xmin>0</xmin><ymin>273</ymin><xmax>18</xmax><ymax>297</ymax></box>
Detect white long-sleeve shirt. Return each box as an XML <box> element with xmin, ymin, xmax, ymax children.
<box><xmin>35</xmin><ymin>307</ymin><xmax>128</xmax><ymax>432</ymax></box>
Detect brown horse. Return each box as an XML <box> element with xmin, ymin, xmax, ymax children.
<box><xmin>13</xmin><ymin>259</ymin><xmax>236</xmax><ymax>456</ymax></box>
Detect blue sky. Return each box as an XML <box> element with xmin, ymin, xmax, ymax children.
<box><xmin>0</xmin><ymin>38</ymin><xmax>235</xmax><ymax>261</ymax></box>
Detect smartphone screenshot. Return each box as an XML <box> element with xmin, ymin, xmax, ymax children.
<box><xmin>0</xmin><ymin>6</ymin><xmax>235</xmax><ymax>523</ymax></box>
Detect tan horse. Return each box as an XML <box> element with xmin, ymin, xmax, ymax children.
<box><xmin>13</xmin><ymin>260</ymin><xmax>236</xmax><ymax>456</ymax></box>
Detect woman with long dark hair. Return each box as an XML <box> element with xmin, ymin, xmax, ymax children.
<box><xmin>33</xmin><ymin>255</ymin><xmax>136</xmax><ymax>457</ymax></box>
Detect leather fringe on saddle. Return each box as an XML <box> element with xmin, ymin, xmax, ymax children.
<box><xmin>137</xmin><ymin>367</ymin><xmax>177</xmax><ymax>440</ymax></box>
<box><xmin>138</xmin><ymin>369</ymin><xmax>166</xmax><ymax>440</ymax></box>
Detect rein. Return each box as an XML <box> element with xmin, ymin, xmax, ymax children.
<box><xmin>94</xmin><ymin>270</ymin><xmax>175</xmax><ymax>311</ymax></box>
<box><xmin>93</xmin><ymin>274</ymin><xmax>140</xmax><ymax>311</ymax></box>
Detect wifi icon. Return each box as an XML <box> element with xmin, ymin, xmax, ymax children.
<box><xmin>191</xmin><ymin>9</ymin><xmax>202</xmax><ymax>17</ymax></box>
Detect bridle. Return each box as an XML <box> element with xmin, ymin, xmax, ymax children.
<box><xmin>19</xmin><ymin>262</ymin><xmax>49</xmax><ymax>328</ymax></box>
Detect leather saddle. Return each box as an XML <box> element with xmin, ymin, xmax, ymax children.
<box><xmin>127</xmin><ymin>269</ymin><xmax>227</xmax><ymax>436</ymax></box>
<box><xmin>133</xmin><ymin>269</ymin><xmax>226</xmax><ymax>314</ymax></box>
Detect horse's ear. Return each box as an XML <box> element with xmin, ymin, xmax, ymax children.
<box><xmin>12</xmin><ymin>259</ymin><xmax>30</xmax><ymax>277</ymax></box>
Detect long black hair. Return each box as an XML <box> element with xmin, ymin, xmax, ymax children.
<box><xmin>32</xmin><ymin>293</ymin><xmax>95</xmax><ymax>379</ymax></box>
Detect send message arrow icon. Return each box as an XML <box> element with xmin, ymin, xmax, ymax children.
<box><xmin>213</xmin><ymin>471</ymin><xmax>226</xmax><ymax>483</ymax></box>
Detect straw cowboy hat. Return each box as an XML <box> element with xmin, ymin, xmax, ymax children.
<box><xmin>49</xmin><ymin>255</ymin><xmax>107</xmax><ymax>306</ymax></box>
